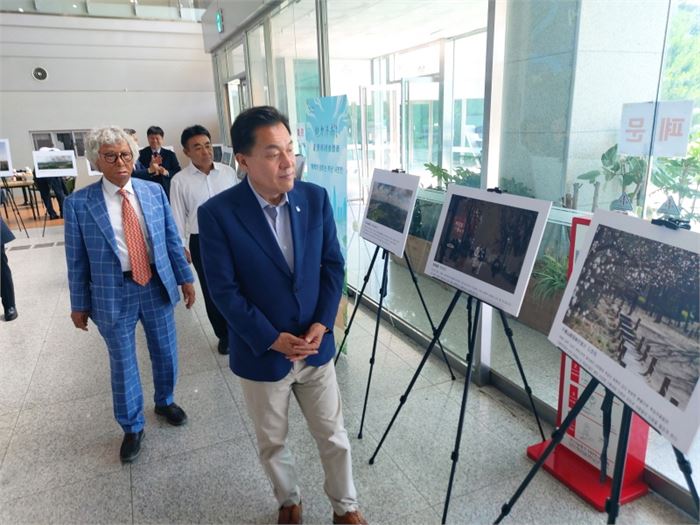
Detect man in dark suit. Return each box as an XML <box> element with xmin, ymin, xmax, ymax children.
<box><xmin>64</xmin><ymin>126</ymin><xmax>195</xmax><ymax>463</ymax></box>
<box><xmin>198</xmin><ymin>107</ymin><xmax>366</xmax><ymax>525</ymax></box>
<box><xmin>136</xmin><ymin>125</ymin><xmax>181</xmax><ymax>199</ymax></box>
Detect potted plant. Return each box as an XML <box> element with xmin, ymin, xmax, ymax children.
<box><xmin>517</xmin><ymin>254</ymin><xmax>568</xmax><ymax>335</ymax></box>
<box><xmin>577</xmin><ymin>144</ymin><xmax>648</xmax><ymax>212</ymax></box>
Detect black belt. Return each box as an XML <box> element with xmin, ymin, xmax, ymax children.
<box><xmin>123</xmin><ymin>264</ymin><xmax>156</xmax><ymax>280</ymax></box>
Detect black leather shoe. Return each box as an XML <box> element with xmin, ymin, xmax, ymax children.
<box><xmin>120</xmin><ymin>430</ymin><xmax>144</xmax><ymax>463</ymax></box>
<box><xmin>217</xmin><ymin>339</ymin><xmax>229</xmax><ymax>355</ymax></box>
<box><xmin>155</xmin><ymin>403</ymin><xmax>187</xmax><ymax>426</ymax></box>
<box><xmin>4</xmin><ymin>307</ymin><xmax>17</xmax><ymax>321</ymax></box>
<box><xmin>48</xmin><ymin>213</ymin><xmax>59</xmax><ymax>220</ymax></box>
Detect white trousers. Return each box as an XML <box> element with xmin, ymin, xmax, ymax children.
<box><xmin>239</xmin><ymin>361</ymin><xmax>358</xmax><ymax>515</ymax></box>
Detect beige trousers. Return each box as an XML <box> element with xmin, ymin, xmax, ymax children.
<box><xmin>239</xmin><ymin>360</ymin><xmax>359</xmax><ymax>515</ymax></box>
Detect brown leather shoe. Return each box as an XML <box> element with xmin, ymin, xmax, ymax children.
<box><xmin>278</xmin><ymin>502</ymin><xmax>302</xmax><ymax>524</ymax></box>
<box><xmin>333</xmin><ymin>510</ymin><xmax>368</xmax><ymax>524</ymax></box>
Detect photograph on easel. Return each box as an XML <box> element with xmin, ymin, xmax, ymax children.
<box><xmin>425</xmin><ymin>186</ymin><xmax>551</xmax><ymax>316</ymax></box>
<box><xmin>550</xmin><ymin>210</ymin><xmax>700</xmax><ymax>453</ymax></box>
<box><xmin>0</xmin><ymin>139</ymin><xmax>14</xmax><ymax>177</ymax></box>
<box><xmin>32</xmin><ymin>149</ymin><xmax>78</xmax><ymax>178</ymax></box>
<box><xmin>360</xmin><ymin>169</ymin><xmax>420</xmax><ymax>257</ymax></box>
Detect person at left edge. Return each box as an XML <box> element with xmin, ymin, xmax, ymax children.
<box><xmin>169</xmin><ymin>124</ymin><xmax>238</xmax><ymax>356</ymax></box>
<box><xmin>63</xmin><ymin>126</ymin><xmax>195</xmax><ymax>464</ymax></box>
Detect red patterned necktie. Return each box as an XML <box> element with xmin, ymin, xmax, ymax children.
<box><xmin>118</xmin><ymin>188</ymin><xmax>152</xmax><ymax>286</ymax></box>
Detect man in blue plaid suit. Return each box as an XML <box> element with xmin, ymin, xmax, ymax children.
<box><xmin>64</xmin><ymin>126</ymin><xmax>195</xmax><ymax>463</ymax></box>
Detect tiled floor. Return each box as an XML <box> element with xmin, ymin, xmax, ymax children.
<box><xmin>0</xmin><ymin>224</ymin><xmax>694</xmax><ymax>524</ymax></box>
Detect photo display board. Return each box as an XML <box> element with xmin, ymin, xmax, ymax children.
<box><xmin>32</xmin><ymin>150</ymin><xmax>77</xmax><ymax>178</ymax></box>
<box><xmin>549</xmin><ymin>210</ymin><xmax>700</xmax><ymax>454</ymax></box>
<box><xmin>0</xmin><ymin>139</ymin><xmax>14</xmax><ymax>177</ymax></box>
<box><xmin>360</xmin><ymin>169</ymin><xmax>420</xmax><ymax>257</ymax></box>
<box><xmin>221</xmin><ymin>146</ymin><xmax>233</xmax><ymax>167</ymax></box>
<box><xmin>212</xmin><ymin>144</ymin><xmax>223</xmax><ymax>162</ymax></box>
<box><xmin>425</xmin><ymin>186</ymin><xmax>551</xmax><ymax>316</ymax></box>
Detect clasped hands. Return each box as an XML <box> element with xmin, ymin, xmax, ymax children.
<box><xmin>148</xmin><ymin>156</ymin><xmax>169</xmax><ymax>177</ymax></box>
<box><xmin>271</xmin><ymin>322</ymin><xmax>328</xmax><ymax>362</ymax></box>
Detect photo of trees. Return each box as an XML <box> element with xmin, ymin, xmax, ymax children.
<box><xmin>563</xmin><ymin>225</ymin><xmax>700</xmax><ymax>411</ymax></box>
<box><xmin>366</xmin><ymin>182</ymin><xmax>414</xmax><ymax>234</ymax></box>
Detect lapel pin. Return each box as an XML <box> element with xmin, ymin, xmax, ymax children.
<box><xmin>295</xmin><ymin>206</ymin><xmax>301</xmax><ymax>213</ymax></box>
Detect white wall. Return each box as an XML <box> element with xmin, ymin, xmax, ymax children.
<box><xmin>0</xmin><ymin>13</ymin><xmax>218</xmax><ymax>169</ymax></box>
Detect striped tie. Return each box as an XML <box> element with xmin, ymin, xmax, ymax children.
<box><xmin>118</xmin><ymin>188</ymin><xmax>152</xmax><ymax>286</ymax></box>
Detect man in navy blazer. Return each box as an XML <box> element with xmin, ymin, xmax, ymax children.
<box><xmin>64</xmin><ymin>126</ymin><xmax>195</xmax><ymax>463</ymax></box>
<box><xmin>198</xmin><ymin>107</ymin><xmax>366</xmax><ymax>525</ymax></box>
<box><xmin>135</xmin><ymin>125</ymin><xmax>182</xmax><ymax>199</ymax></box>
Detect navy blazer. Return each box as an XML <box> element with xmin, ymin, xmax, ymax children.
<box><xmin>64</xmin><ymin>178</ymin><xmax>193</xmax><ymax>327</ymax></box>
<box><xmin>0</xmin><ymin>217</ymin><xmax>15</xmax><ymax>246</ymax></box>
<box><xmin>198</xmin><ymin>179</ymin><xmax>344</xmax><ymax>382</ymax></box>
<box><xmin>136</xmin><ymin>147</ymin><xmax>182</xmax><ymax>198</ymax></box>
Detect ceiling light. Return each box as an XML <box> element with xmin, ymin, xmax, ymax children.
<box><xmin>18</xmin><ymin>7</ymin><xmax>24</xmax><ymax>12</ymax></box>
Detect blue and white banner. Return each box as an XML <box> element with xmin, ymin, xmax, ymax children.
<box><xmin>305</xmin><ymin>95</ymin><xmax>349</xmax><ymax>257</ymax></box>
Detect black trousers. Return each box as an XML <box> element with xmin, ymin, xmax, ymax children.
<box><xmin>189</xmin><ymin>234</ymin><xmax>227</xmax><ymax>342</ymax></box>
<box><xmin>35</xmin><ymin>177</ymin><xmax>66</xmax><ymax>217</ymax></box>
<box><xmin>0</xmin><ymin>242</ymin><xmax>15</xmax><ymax>312</ymax></box>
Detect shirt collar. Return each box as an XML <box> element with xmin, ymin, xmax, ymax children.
<box><xmin>190</xmin><ymin>162</ymin><xmax>217</xmax><ymax>177</ymax></box>
<box><xmin>247</xmin><ymin>176</ymin><xmax>288</xmax><ymax>210</ymax></box>
<box><xmin>102</xmin><ymin>176</ymin><xmax>134</xmax><ymax>196</ymax></box>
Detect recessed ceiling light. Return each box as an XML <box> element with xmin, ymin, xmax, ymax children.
<box><xmin>18</xmin><ymin>7</ymin><xmax>24</xmax><ymax>12</ymax></box>
<box><xmin>73</xmin><ymin>3</ymin><xmax>78</xmax><ymax>8</ymax></box>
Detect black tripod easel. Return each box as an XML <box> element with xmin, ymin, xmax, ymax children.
<box><xmin>1</xmin><ymin>178</ymin><xmax>29</xmax><ymax>238</ymax></box>
<box><xmin>335</xmin><ymin>243</ymin><xmax>456</xmax><ymax>439</ymax></box>
<box><xmin>368</xmin><ymin>292</ymin><xmax>546</xmax><ymax>524</ymax></box>
<box><xmin>494</xmin><ymin>378</ymin><xmax>699</xmax><ymax>524</ymax></box>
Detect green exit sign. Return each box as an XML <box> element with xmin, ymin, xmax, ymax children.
<box><xmin>216</xmin><ymin>9</ymin><xmax>224</xmax><ymax>33</ymax></box>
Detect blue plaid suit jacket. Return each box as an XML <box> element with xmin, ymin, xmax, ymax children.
<box><xmin>64</xmin><ymin>177</ymin><xmax>193</xmax><ymax>326</ymax></box>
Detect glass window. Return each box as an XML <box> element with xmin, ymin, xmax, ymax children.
<box><xmin>328</xmin><ymin>0</ymin><xmax>489</xmax><ymax>357</ymax></box>
<box><xmin>247</xmin><ymin>24</ymin><xmax>269</xmax><ymax>106</ymax></box>
<box><xmin>269</xmin><ymin>0</ymin><xmax>320</xmax><ymax>151</ymax></box>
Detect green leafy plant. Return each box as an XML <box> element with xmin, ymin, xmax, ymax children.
<box><xmin>500</xmin><ymin>177</ymin><xmax>534</xmax><ymax>198</ymax></box>
<box><xmin>424</xmin><ymin>162</ymin><xmax>480</xmax><ymax>189</ymax></box>
<box><xmin>531</xmin><ymin>255</ymin><xmax>568</xmax><ymax>301</ymax></box>
<box><xmin>577</xmin><ymin>144</ymin><xmax>648</xmax><ymax>211</ymax></box>
<box><xmin>651</xmin><ymin>133</ymin><xmax>700</xmax><ymax>222</ymax></box>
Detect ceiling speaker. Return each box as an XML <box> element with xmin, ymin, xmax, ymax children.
<box><xmin>32</xmin><ymin>67</ymin><xmax>48</xmax><ymax>81</ymax></box>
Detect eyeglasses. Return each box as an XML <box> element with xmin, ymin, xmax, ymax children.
<box><xmin>100</xmin><ymin>152</ymin><xmax>134</xmax><ymax>164</ymax></box>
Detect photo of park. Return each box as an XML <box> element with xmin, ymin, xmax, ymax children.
<box><xmin>0</xmin><ymin>139</ymin><xmax>12</xmax><ymax>174</ymax></box>
<box><xmin>366</xmin><ymin>181</ymin><xmax>414</xmax><ymax>234</ymax></box>
<box><xmin>37</xmin><ymin>153</ymin><xmax>75</xmax><ymax>170</ymax></box>
<box><xmin>562</xmin><ymin>225</ymin><xmax>700</xmax><ymax>411</ymax></box>
<box><xmin>433</xmin><ymin>194</ymin><xmax>539</xmax><ymax>293</ymax></box>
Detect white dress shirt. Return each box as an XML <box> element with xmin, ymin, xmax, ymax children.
<box><xmin>102</xmin><ymin>177</ymin><xmax>153</xmax><ymax>272</ymax></box>
<box><xmin>248</xmin><ymin>177</ymin><xmax>294</xmax><ymax>273</ymax></box>
<box><xmin>170</xmin><ymin>162</ymin><xmax>238</xmax><ymax>245</ymax></box>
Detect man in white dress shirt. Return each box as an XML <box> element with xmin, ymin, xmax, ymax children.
<box><xmin>170</xmin><ymin>125</ymin><xmax>238</xmax><ymax>355</ymax></box>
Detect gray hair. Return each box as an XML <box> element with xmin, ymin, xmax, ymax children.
<box><xmin>85</xmin><ymin>126</ymin><xmax>139</xmax><ymax>165</ymax></box>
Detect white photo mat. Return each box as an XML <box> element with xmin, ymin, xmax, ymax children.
<box><xmin>425</xmin><ymin>186</ymin><xmax>551</xmax><ymax>317</ymax></box>
<box><xmin>360</xmin><ymin>169</ymin><xmax>420</xmax><ymax>257</ymax></box>
<box><xmin>221</xmin><ymin>146</ymin><xmax>234</xmax><ymax>167</ymax></box>
<box><xmin>0</xmin><ymin>139</ymin><xmax>14</xmax><ymax>178</ymax></box>
<box><xmin>549</xmin><ymin>210</ymin><xmax>700</xmax><ymax>454</ymax></box>
<box><xmin>32</xmin><ymin>150</ymin><xmax>77</xmax><ymax>178</ymax></box>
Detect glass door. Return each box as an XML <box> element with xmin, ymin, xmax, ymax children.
<box><xmin>402</xmin><ymin>74</ymin><xmax>442</xmax><ymax>185</ymax></box>
<box><xmin>358</xmin><ymin>83</ymin><xmax>401</xmax><ymax>199</ymax></box>
<box><xmin>227</xmin><ymin>77</ymin><xmax>249</xmax><ymax>128</ymax></box>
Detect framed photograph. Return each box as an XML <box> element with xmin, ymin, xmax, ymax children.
<box><xmin>549</xmin><ymin>210</ymin><xmax>700</xmax><ymax>454</ymax></box>
<box><xmin>360</xmin><ymin>169</ymin><xmax>420</xmax><ymax>257</ymax></box>
<box><xmin>221</xmin><ymin>146</ymin><xmax>233</xmax><ymax>167</ymax></box>
<box><xmin>212</xmin><ymin>144</ymin><xmax>223</xmax><ymax>163</ymax></box>
<box><xmin>32</xmin><ymin>150</ymin><xmax>77</xmax><ymax>178</ymax></box>
<box><xmin>425</xmin><ymin>186</ymin><xmax>551</xmax><ymax>316</ymax></box>
<box><xmin>85</xmin><ymin>157</ymin><xmax>102</xmax><ymax>177</ymax></box>
<box><xmin>0</xmin><ymin>139</ymin><xmax>14</xmax><ymax>178</ymax></box>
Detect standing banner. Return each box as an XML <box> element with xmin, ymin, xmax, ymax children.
<box><xmin>305</xmin><ymin>95</ymin><xmax>349</xmax><ymax>257</ymax></box>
